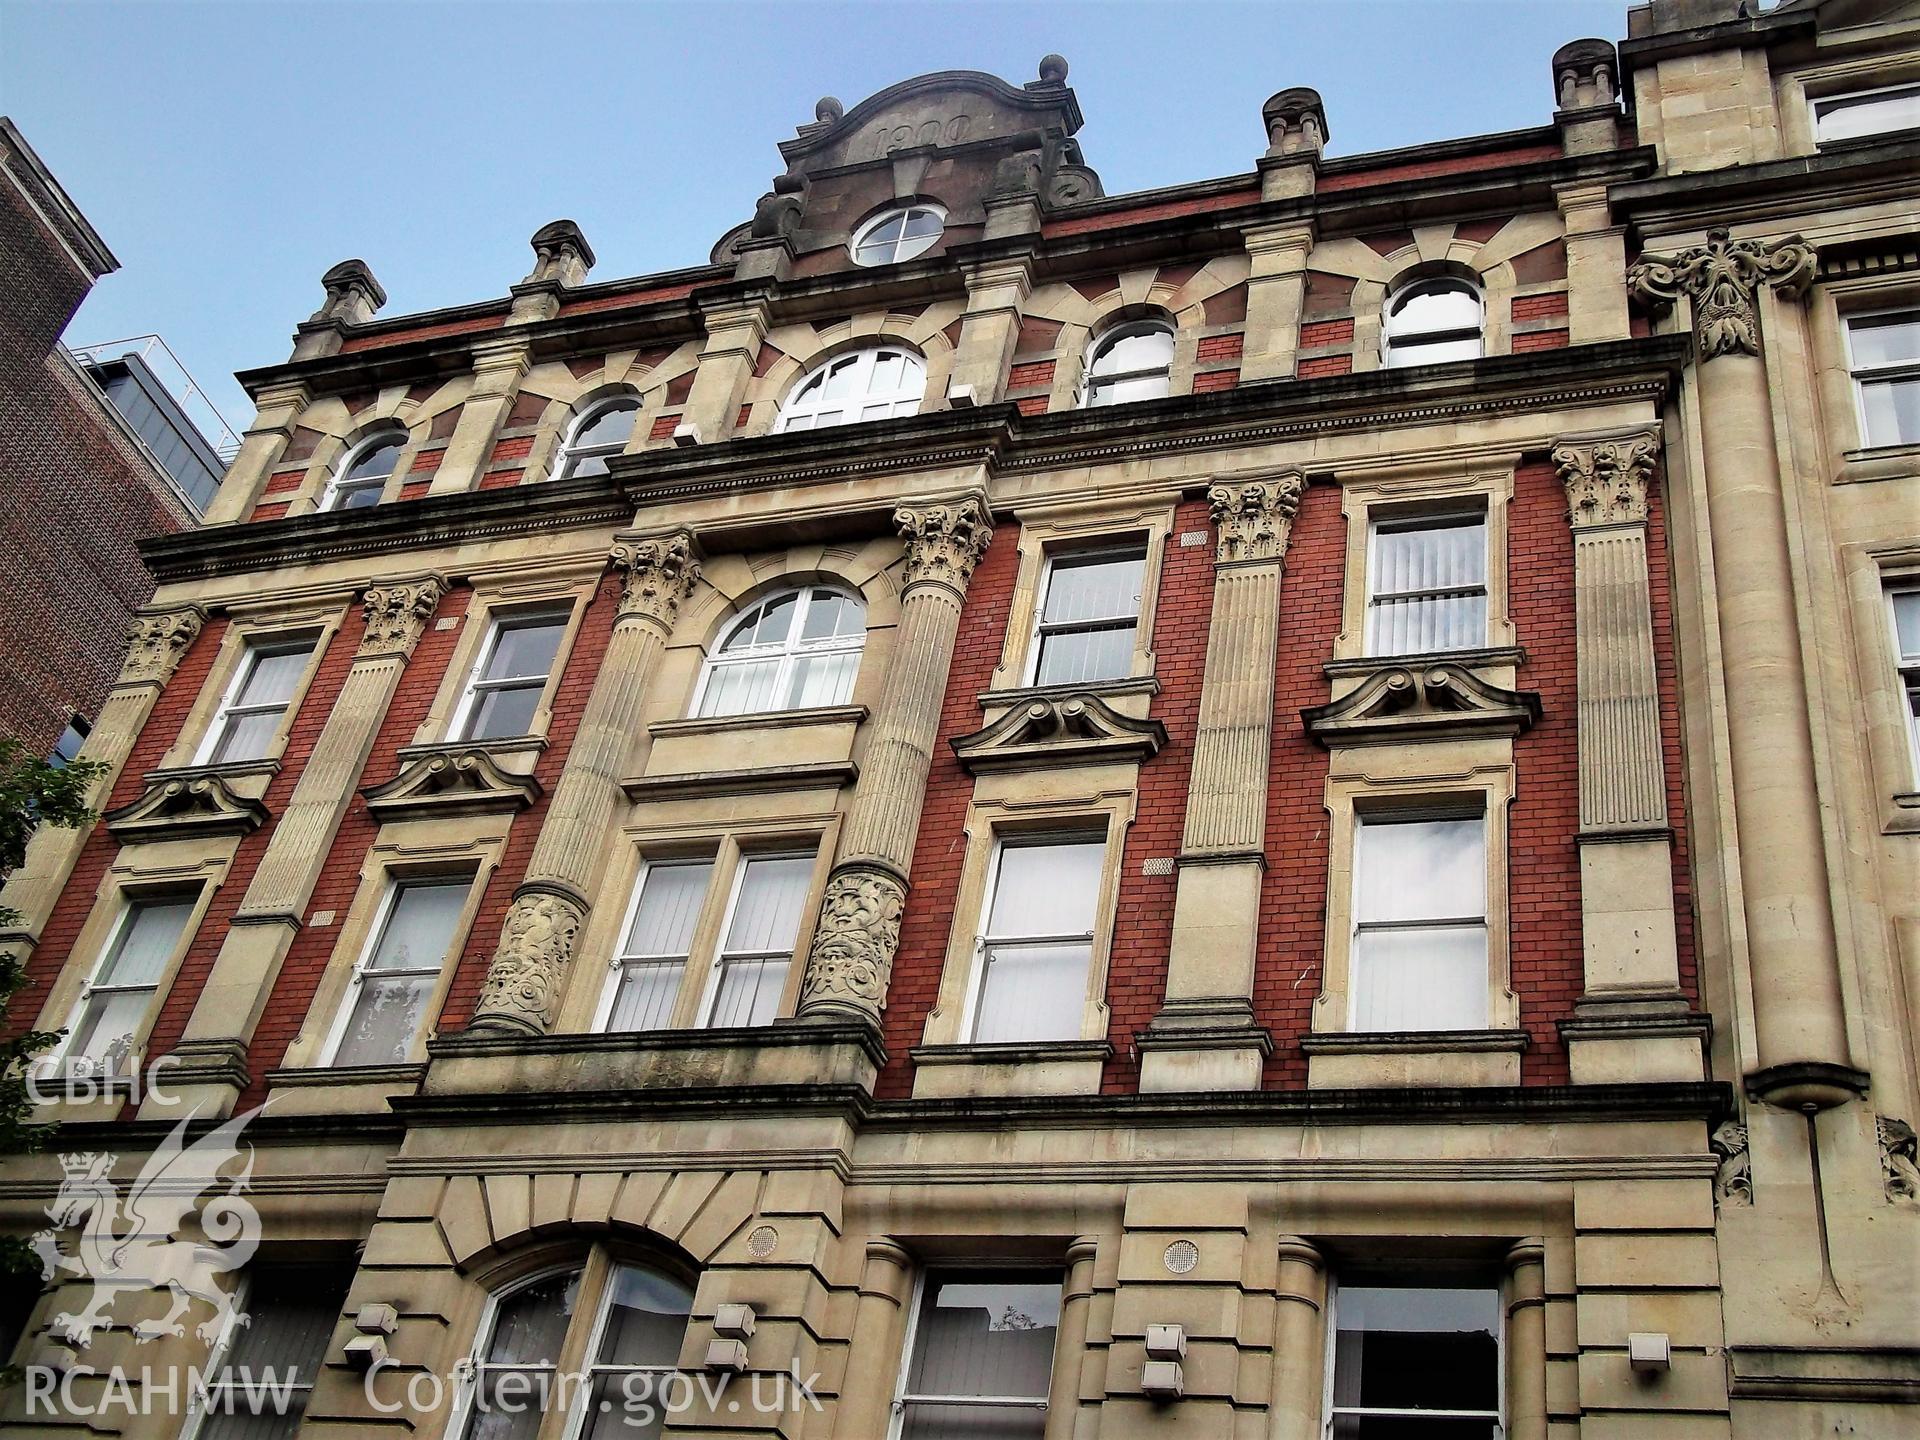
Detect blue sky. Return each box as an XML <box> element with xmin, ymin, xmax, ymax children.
<box><xmin>4</xmin><ymin>0</ymin><xmax>1623</xmax><ymax>427</ymax></box>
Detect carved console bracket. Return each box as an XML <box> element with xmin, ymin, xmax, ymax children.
<box><xmin>952</xmin><ymin>692</ymin><xmax>1167</xmax><ymax>773</ymax></box>
<box><xmin>1303</xmin><ymin>663</ymin><xmax>1542</xmax><ymax>746</ymax></box>
<box><xmin>105</xmin><ymin>773</ymin><xmax>269</xmax><ymax>842</ymax></box>
<box><xmin>363</xmin><ymin>748</ymin><xmax>543</xmax><ymax>822</ymax></box>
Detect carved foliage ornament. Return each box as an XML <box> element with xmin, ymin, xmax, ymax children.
<box><xmin>1879</xmin><ymin>1116</ymin><xmax>1920</xmax><ymax>1206</ymax></box>
<box><xmin>1710</xmin><ymin>1121</ymin><xmax>1752</xmax><ymax>1207</ymax></box>
<box><xmin>1626</xmin><ymin>228</ymin><xmax>1815</xmax><ymax>361</ymax></box>
<box><xmin>1553</xmin><ymin>431</ymin><xmax>1658</xmax><ymax>529</ymax></box>
<box><xmin>120</xmin><ymin>609</ymin><xmax>204</xmax><ymax>685</ymax></box>
<box><xmin>800</xmin><ymin>866</ymin><xmax>906</xmax><ymax>1016</ymax></box>
<box><xmin>471</xmin><ymin>889</ymin><xmax>586</xmax><ymax>1033</ymax></box>
<box><xmin>610</xmin><ymin>531</ymin><xmax>702</xmax><ymax>629</ymax></box>
<box><xmin>1209</xmin><ymin>472</ymin><xmax>1305</xmax><ymax>565</ymax></box>
<box><xmin>359</xmin><ymin>577</ymin><xmax>447</xmax><ymax>658</ymax></box>
<box><xmin>895</xmin><ymin>498</ymin><xmax>992</xmax><ymax>595</ymax></box>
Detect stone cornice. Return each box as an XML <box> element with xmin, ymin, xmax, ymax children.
<box><xmin>1609</xmin><ymin>137</ymin><xmax>1920</xmax><ymax>232</ymax></box>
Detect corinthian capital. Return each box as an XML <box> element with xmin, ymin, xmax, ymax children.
<box><xmin>119</xmin><ymin>607</ymin><xmax>205</xmax><ymax>686</ymax></box>
<box><xmin>1209</xmin><ymin>470</ymin><xmax>1305</xmax><ymax>565</ymax></box>
<box><xmin>1626</xmin><ymin>228</ymin><xmax>1815</xmax><ymax>361</ymax></box>
<box><xmin>358</xmin><ymin>576</ymin><xmax>447</xmax><ymax>658</ymax></box>
<box><xmin>609</xmin><ymin>529</ymin><xmax>702</xmax><ymax>630</ymax></box>
<box><xmin>895</xmin><ymin>495</ymin><xmax>993</xmax><ymax>596</ymax></box>
<box><xmin>1552</xmin><ymin>430</ymin><xmax>1659</xmax><ymax>529</ymax></box>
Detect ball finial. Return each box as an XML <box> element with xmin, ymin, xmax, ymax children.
<box><xmin>814</xmin><ymin>96</ymin><xmax>844</xmax><ymax>124</ymax></box>
<box><xmin>1038</xmin><ymin>54</ymin><xmax>1068</xmax><ymax>83</ymax></box>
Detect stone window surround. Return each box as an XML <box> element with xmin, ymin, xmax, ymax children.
<box><xmin>547</xmin><ymin>383</ymin><xmax>646</xmax><ymax>479</ymax></box>
<box><xmin>555</xmin><ymin>809</ymin><xmax>843</xmax><ymax>1036</ymax></box>
<box><xmin>986</xmin><ymin>499</ymin><xmax>1175</xmax><ymax>696</ymax></box>
<box><xmin>1333</xmin><ymin>465</ymin><xmax>1519</xmax><ymax>669</ymax></box>
<box><xmin>916</xmin><ymin>774</ymin><xmax>1137</xmax><ymax>1059</ymax></box>
<box><xmin>292</xmin><ymin>409</ymin><xmax>432</xmax><ymax>517</ymax></box>
<box><xmin>1850</xmin><ymin>540</ymin><xmax>1920</xmax><ymax>834</ymax></box>
<box><xmin>1777</xmin><ymin>55</ymin><xmax>1920</xmax><ymax>156</ymax></box>
<box><xmin>29</xmin><ymin>850</ymin><xmax>233</xmax><ymax>1123</ymax></box>
<box><xmin>165</xmin><ymin>598</ymin><xmax>349</xmax><ymax>777</ymax></box>
<box><xmin>274</xmin><ymin>822</ymin><xmax>509</xmax><ymax>1082</ymax></box>
<box><xmin>517</xmin><ymin>351</ymin><xmax>703</xmax><ymax>484</ymax></box>
<box><xmin>413</xmin><ymin>563</ymin><xmax>600</xmax><ymax>753</ymax></box>
<box><xmin>740</xmin><ymin>317</ymin><xmax>963</xmax><ymax>442</ymax></box>
<box><xmin>886</xmin><ymin>1262</ymin><xmax>1069</xmax><ymax>1432</ymax></box>
<box><xmin>1309</xmin><ymin>749</ymin><xmax>1521</xmax><ymax>1088</ymax></box>
<box><xmin>1812</xmin><ymin>273</ymin><xmax>1920</xmax><ymax>484</ymax></box>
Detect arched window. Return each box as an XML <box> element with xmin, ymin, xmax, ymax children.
<box><xmin>321</xmin><ymin>432</ymin><xmax>404</xmax><ymax>511</ymax></box>
<box><xmin>1382</xmin><ymin>277</ymin><xmax>1484</xmax><ymax>367</ymax></box>
<box><xmin>695</xmin><ymin>586</ymin><xmax>865</xmax><ymax>718</ymax></box>
<box><xmin>456</xmin><ymin>1259</ymin><xmax>693</xmax><ymax>1440</ymax></box>
<box><xmin>775</xmin><ymin>347</ymin><xmax>925</xmax><ymax>432</ymax></box>
<box><xmin>850</xmin><ymin>204</ymin><xmax>946</xmax><ymax>267</ymax></box>
<box><xmin>554</xmin><ymin>395</ymin><xmax>640</xmax><ymax>480</ymax></box>
<box><xmin>1082</xmin><ymin>321</ymin><xmax>1175</xmax><ymax>407</ymax></box>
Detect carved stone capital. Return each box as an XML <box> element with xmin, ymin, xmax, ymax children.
<box><xmin>1880</xmin><ymin>1116</ymin><xmax>1920</xmax><ymax>1206</ymax></box>
<box><xmin>358</xmin><ymin>577</ymin><xmax>447</xmax><ymax>659</ymax></box>
<box><xmin>1552</xmin><ymin>430</ymin><xmax>1658</xmax><ymax>529</ymax></box>
<box><xmin>1626</xmin><ymin>228</ymin><xmax>1815</xmax><ymax>361</ymax></box>
<box><xmin>1709</xmin><ymin>1121</ymin><xmax>1752</xmax><ymax>1208</ymax></box>
<box><xmin>119</xmin><ymin>607</ymin><xmax>205</xmax><ymax>686</ymax></box>
<box><xmin>609</xmin><ymin>530</ymin><xmax>702</xmax><ymax>630</ymax></box>
<box><xmin>469</xmin><ymin>888</ymin><xmax>586</xmax><ymax>1034</ymax></box>
<box><xmin>895</xmin><ymin>496</ymin><xmax>992</xmax><ymax>597</ymax></box>
<box><xmin>1209</xmin><ymin>470</ymin><xmax>1305</xmax><ymax>565</ymax></box>
<box><xmin>799</xmin><ymin>865</ymin><xmax>907</xmax><ymax>1021</ymax></box>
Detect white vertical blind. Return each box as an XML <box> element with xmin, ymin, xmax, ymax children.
<box><xmin>776</xmin><ymin>347</ymin><xmax>925</xmax><ymax>431</ymax></box>
<box><xmin>68</xmin><ymin>894</ymin><xmax>195</xmax><ymax>1067</ymax></box>
<box><xmin>1033</xmin><ymin>549</ymin><xmax>1146</xmax><ymax>686</ymax></box>
<box><xmin>607</xmin><ymin>860</ymin><xmax>713</xmax><ymax>1032</ymax></box>
<box><xmin>466</xmin><ymin>1268</ymin><xmax>581</xmax><ymax>1440</ymax></box>
<box><xmin>696</xmin><ymin>588</ymin><xmax>864</xmax><ymax>718</ymax></box>
<box><xmin>1366</xmin><ymin>516</ymin><xmax>1488</xmax><ymax>656</ymax></box>
<box><xmin>898</xmin><ymin>1273</ymin><xmax>1061</xmax><ymax>1440</ymax></box>
<box><xmin>332</xmin><ymin>879</ymin><xmax>466</xmax><ymax>1066</ymax></box>
<box><xmin>974</xmin><ymin>839</ymin><xmax>1104</xmax><ymax>1043</ymax></box>
<box><xmin>209</xmin><ymin>639</ymin><xmax>315</xmax><ymax>764</ymax></box>
<box><xmin>707</xmin><ymin>854</ymin><xmax>813</xmax><ymax>1027</ymax></box>
<box><xmin>1351</xmin><ymin>816</ymin><xmax>1488</xmax><ymax>1031</ymax></box>
<box><xmin>198</xmin><ymin>1265</ymin><xmax>351</xmax><ymax>1440</ymax></box>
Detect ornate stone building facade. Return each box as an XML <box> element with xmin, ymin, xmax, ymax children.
<box><xmin>3</xmin><ymin>0</ymin><xmax>1916</xmax><ymax>1435</ymax></box>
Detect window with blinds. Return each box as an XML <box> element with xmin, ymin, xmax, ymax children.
<box><xmin>1327</xmin><ymin>1281</ymin><xmax>1502</xmax><ymax>1438</ymax></box>
<box><xmin>189</xmin><ymin>1264</ymin><xmax>352</xmax><ymax>1440</ymax></box>
<box><xmin>695</xmin><ymin>587</ymin><xmax>865</xmax><ymax>718</ymax></box>
<box><xmin>703</xmin><ymin>854</ymin><xmax>814</xmax><ymax>1027</ymax></box>
<box><xmin>1030</xmin><ymin>547</ymin><xmax>1146</xmax><ymax>687</ymax></box>
<box><xmin>456</xmin><ymin>611</ymin><xmax>569</xmax><ymax>742</ymax></box>
<box><xmin>326</xmin><ymin>878</ymin><xmax>468</xmax><ymax>1066</ymax></box>
<box><xmin>893</xmin><ymin>1271</ymin><xmax>1062</xmax><ymax>1440</ymax></box>
<box><xmin>1365</xmin><ymin>513</ymin><xmax>1488</xmax><ymax>656</ymax></box>
<box><xmin>971</xmin><ymin>837</ymin><xmax>1104</xmax><ymax>1044</ymax></box>
<box><xmin>200</xmin><ymin>637</ymin><xmax>316</xmax><ymax>765</ymax></box>
<box><xmin>607</xmin><ymin>859</ymin><xmax>712</xmax><ymax>1032</ymax></box>
<box><xmin>1350</xmin><ymin>814</ymin><xmax>1488</xmax><ymax>1032</ymax></box>
<box><xmin>63</xmin><ymin>892</ymin><xmax>197</xmax><ymax>1073</ymax></box>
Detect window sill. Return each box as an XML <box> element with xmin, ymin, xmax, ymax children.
<box><xmin>648</xmin><ymin>704</ymin><xmax>869</xmax><ymax>739</ymax></box>
<box><xmin>977</xmin><ymin>675</ymin><xmax>1160</xmax><ymax>710</ymax></box>
<box><xmin>1887</xmin><ymin>791</ymin><xmax>1920</xmax><ymax>835</ymax></box>
<box><xmin>1323</xmin><ymin>645</ymin><xmax>1525</xmax><ymax>679</ymax></box>
<box><xmin>398</xmin><ymin>734</ymin><xmax>547</xmax><ymax>770</ymax></box>
<box><xmin>1835</xmin><ymin>443</ymin><xmax>1920</xmax><ymax>486</ymax></box>
<box><xmin>263</xmin><ymin>1062</ymin><xmax>426</xmax><ymax>1116</ymax></box>
<box><xmin>1302</xmin><ymin>1028</ymin><xmax>1526</xmax><ymax>1089</ymax></box>
<box><xmin>908</xmin><ymin>1039</ymin><xmax>1111</xmax><ymax>1100</ymax></box>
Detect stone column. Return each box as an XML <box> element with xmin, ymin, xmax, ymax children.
<box><xmin>0</xmin><ymin>607</ymin><xmax>205</xmax><ymax>959</ymax></box>
<box><xmin>948</xmin><ymin>254</ymin><xmax>1033</xmax><ymax>404</ymax></box>
<box><xmin>1139</xmin><ymin>472</ymin><xmax>1303</xmax><ymax>1093</ymax></box>
<box><xmin>1552</xmin><ymin>430</ymin><xmax>1703</xmax><ymax>1084</ymax></box>
<box><xmin>156</xmin><ymin>576</ymin><xmax>446</xmax><ymax>1116</ymax></box>
<box><xmin>1504</xmin><ymin>1238</ymin><xmax>1548</xmax><ymax>1440</ymax></box>
<box><xmin>429</xmin><ymin>336</ymin><xmax>532</xmax><ymax>495</ymax></box>
<box><xmin>797</xmin><ymin>496</ymin><xmax>993</xmax><ymax>1026</ymax></box>
<box><xmin>1240</xmin><ymin>224</ymin><xmax>1316</xmax><ymax>382</ymax></box>
<box><xmin>1267</xmin><ymin>1235</ymin><xmax>1327</xmax><ymax>1440</ymax></box>
<box><xmin>469</xmin><ymin>531</ymin><xmax>701</xmax><ymax>1034</ymax></box>
<box><xmin>1556</xmin><ymin>183</ymin><xmax>1630</xmax><ymax>344</ymax></box>
<box><xmin>202</xmin><ymin>380</ymin><xmax>310</xmax><ymax>525</ymax></box>
<box><xmin>1043</xmin><ymin>1236</ymin><xmax>1099</xmax><ymax>1438</ymax></box>
<box><xmin>834</xmin><ymin>1238</ymin><xmax>914</xmax><ymax>1438</ymax></box>
<box><xmin>679</xmin><ymin>294</ymin><xmax>771</xmax><ymax>444</ymax></box>
<box><xmin>1629</xmin><ymin>229</ymin><xmax>1860</xmax><ymax>1110</ymax></box>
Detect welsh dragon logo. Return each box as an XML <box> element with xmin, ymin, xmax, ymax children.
<box><xmin>31</xmin><ymin>1107</ymin><xmax>263</xmax><ymax>1348</ymax></box>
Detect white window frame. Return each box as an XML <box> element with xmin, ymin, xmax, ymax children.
<box><xmin>1843</xmin><ymin>306</ymin><xmax>1920</xmax><ymax>451</ymax></box>
<box><xmin>1890</xmin><ymin>582</ymin><xmax>1920</xmax><ymax>787</ymax></box>
<box><xmin>850</xmin><ymin>203</ymin><xmax>947</xmax><ymax>267</ymax></box>
<box><xmin>1810</xmin><ymin>80</ymin><xmax>1920</xmax><ymax>148</ymax></box>
<box><xmin>553</xmin><ymin>394</ymin><xmax>641</xmax><ymax>481</ymax></box>
<box><xmin>1024</xmin><ymin>544</ymin><xmax>1149</xmax><ymax>688</ymax></box>
<box><xmin>693</xmin><ymin>849</ymin><xmax>815</xmax><ymax>1028</ymax></box>
<box><xmin>690</xmin><ymin>585</ymin><xmax>866</xmax><ymax>718</ymax></box>
<box><xmin>1348</xmin><ymin>807</ymin><xmax>1490</xmax><ymax>1033</ymax></box>
<box><xmin>774</xmin><ymin>346</ymin><xmax>926</xmax><ymax>432</ymax></box>
<box><xmin>962</xmin><ymin>832</ymin><xmax>1104</xmax><ymax>1044</ymax></box>
<box><xmin>563</xmin><ymin>1263</ymin><xmax>693</xmax><ymax>1440</ymax></box>
<box><xmin>594</xmin><ymin>856</ymin><xmax>713</xmax><ymax>1033</ymax></box>
<box><xmin>193</xmin><ymin>634</ymin><xmax>318</xmax><ymax>767</ymax></box>
<box><xmin>448</xmin><ymin>606</ymin><xmax>572</xmax><ymax>743</ymax></box>
<box><xmin>319</xmin><ymin>430</ymin><xmax>405</xmax><ymax>512</ymax></box>
<box><xmin>1364</xmin><ymin>510</ymin><xmax>1490</xmax><ymax>657</ymax></box>
<box><xmin>1079</xmin><ymin>320</ymin><xmax>1175</xmax><ymax>408</ymax></box>
<box><xmin>886</xmin><ymin>1268</ymin><xmax>1062</xmax><ymax>1440</ymax></box>
<box><xmin>181</xmin><ymin>1266</ymin><xmax>345</xmax><ymax>1440</ymax></box>
<box><xmin>1322</xmin><ymin>1277</ymin><xmax>1506</xmax><ymax>1438</ymax></box>
<box><xmin>1382</xmin><ymin>277</ymin><xmax>1485</xmax><ymax>368</ymax></box>
<box><xmin>319</xmin><ymin>875</ymin><xmax>470</xmax><ymax>1067</ymax></box>
<box><xmin>51</xmin><ymin>889</ymin><xmax>199</xmax><ymax>1080</ymax></box>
